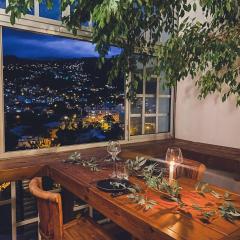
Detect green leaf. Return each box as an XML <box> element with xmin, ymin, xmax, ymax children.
<box><xmin>193</xmin><ymin>2</ymin><xmax>197</xmax><ymax>12</ymax></box>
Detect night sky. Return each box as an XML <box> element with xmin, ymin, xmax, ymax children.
<box><xmin>3</xmin><ymin>27</ymin><xmax>121</xmax><ymax>59</ymax></box>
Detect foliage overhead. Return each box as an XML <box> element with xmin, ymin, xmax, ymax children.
<box><xmin>6</xmin><ymin>0</ymin><xmax>240</xmax><ymax>104</ymax></box>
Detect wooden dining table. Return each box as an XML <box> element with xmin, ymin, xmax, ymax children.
<box><xmin>46</xmin><ymin>160</ymin><xmax>240</xmax><ymax>240</ymax></box>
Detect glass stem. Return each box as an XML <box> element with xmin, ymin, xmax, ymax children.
<box><xmin>112</xmin><ymin>153</ymin><xmax>117</xmax><ymax>177</ymax></box>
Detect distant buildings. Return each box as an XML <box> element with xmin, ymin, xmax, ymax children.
<box><xmin>4</xmin><ymin>57</ymin><xmax>125</xmax><ymax>151</ymax></box>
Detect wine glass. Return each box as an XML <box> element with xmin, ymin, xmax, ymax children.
<box><xmin>165</xmin><ymin>147</ymin><xmax>183</xmax><ymax>164</ymax></box>
<box><xmin>165</xmin><ymin>147</ymin><xmax>183</xmax><ymax>182</ymax></box>
<box><xmin>107</xmin><ymin>141</ymin><xmax>121</xmax><ymax>178</ymax></box>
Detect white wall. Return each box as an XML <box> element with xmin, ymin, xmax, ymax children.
<box><xmin>175</xmin><ymin>77</ymin><xmax>240</xmax><ymax>148</ymax></box>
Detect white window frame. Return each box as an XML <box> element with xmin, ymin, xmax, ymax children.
<box><xmin>129</xmin><ymin>71</ymin><xmax>173</xmax><ymax>139</ymax></box>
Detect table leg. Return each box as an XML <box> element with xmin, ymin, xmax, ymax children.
<box><xmin>61</xmin><ymin>188</ymin><xmax>75</xmax><ymax>223</ymax></box>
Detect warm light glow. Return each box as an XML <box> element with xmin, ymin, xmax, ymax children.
<box><xmin>169</xmin><ymin>161</ymin><xmax>175</xmax><ymax>183</ymax></box>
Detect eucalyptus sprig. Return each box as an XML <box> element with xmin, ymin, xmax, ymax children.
<box><xmin>195</xmin><ymin>182</ymin><xmax>232</xmax><ymax>201</ymax></box>
<box><xmin>68</xmin><ymin>152</ymin><xmax>81</xmax><ymax>162</ymax></box>
<box><xmin>219</xmin><ymin>202</ymin><xmax>240</xmax><ymax>222</ymax></box>
<box><xmin>81</xmin><ymin>157</ymin><xmax>100</xmax><ymax>172</ymax></box>
<box><xmin>143</xmin><ymin>166</ymin><xmax>184</xmax><ymax>207</ymax></box>
<box><xmin>195</xmin><ymin>182</ymin><xmax>212</xmax><ymax>197</ymax></box>
<box><xmin>128</xmin><ymin>193</ymin><xmax>157</xmax><ymax>211</ymax></box>
<box><xmin>65</xmin><ymin>152</ymin><xmax>100</xmax><ymax>172</ymax></box>
<box><xmin>126</xmin><ymin>156</ymin><xmax>147</xmax><ymax>176</ymax></box>
<box><xmin>192</xmin><ymin>203</ymin><xmax>216</xmax><ymax>223</ymax></box>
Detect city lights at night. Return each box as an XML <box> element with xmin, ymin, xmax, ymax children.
<box><xmin>3</xmin><ymin>28</ymin><xmax>125</xmax><ymax>151</ymax></box>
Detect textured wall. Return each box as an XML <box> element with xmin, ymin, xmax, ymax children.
<box><xmin>175</xmin><ymin>78</ymin><xmax>240</xmax><ymax>148</ymax></box>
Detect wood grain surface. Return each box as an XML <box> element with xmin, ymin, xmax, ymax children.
<box><xmin>48</xmin><ymin>161</ymin><xmax>240</xmax><ymax>240</ymax></box>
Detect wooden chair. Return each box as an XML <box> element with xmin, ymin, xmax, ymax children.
<box><xmin>29</xmin><ymin>177</ymin><xmax>113</xmax><ymax>240</ymax></box>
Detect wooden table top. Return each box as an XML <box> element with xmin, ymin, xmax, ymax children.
<box><xmin>48</xmin><ymin>161</ymin><xmax>240</xmax><ymax>240</ymax></box>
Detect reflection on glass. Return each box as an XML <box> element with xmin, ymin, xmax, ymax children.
<box><xmin>0</xmin><ymin>0</ymin><xmax>5</xmax><ymax>9</ymax></box>
<box><xmin>158</xmin><ymin>116</ymin><xmax>170</xmax><ymax>133</ymax></box>
<box><xmin>145</xmin><ymin>57</ymin><xmax>157</xmax><ymax>74</ymax></box>
<box><xmin>159</xmin><ymin>78</ymin><xmax>171</xmax><ymax>95</ymax></box>
<box><xmin>145</xmin><ymin>117</ymin><xmax>156</xmax><ymax>134</ymax></box>
<box><xmin>158</xmin><ymin>97</ymin><xmax>170</xmax><ymax>114</ymax></box>
<box><xmin>135</xmin><ymin>57</ymin><xmax>144</xmax><ymax>71</ymax></box>
<box><xmin>133</xmin><ymin>72</ymin><xmax>143</xmax><ymax>94</ymax></box>
<box><xmin>146</xmin><ymin>77</ymin><xmax>157</xmax><ymax>94</ymax></box>
<box><xmin>70</xmin><ymin>2</ymin><xmax>90</xmax><ymax>27</ymax></box>
<box><xmin>131</xmin><ymin>98</ymin><xmax>142</xmax><ymax>114</ymax></box>
<box><xmin>27</xmin><ymin>7</ymin><xmax>34</xmax><ymax>15</ymax></box>
<box><xmin>39</xmin><ymin>0</ymin><xmax>61</xmax><ymax>20</ymax></box>
<box><xmin>145</xmin><ymin>97</ymin><xmax>156</xmax><ymax>114</ymax></box>
<box><xmin>107</xmin><ymin>141</ymin><xmax>121</xmax><ymax>178</ymax></box>
<box><xmin>130</xmin><ymin>117</ymin><xmax>142</xmax><ymax>136</ymax></box>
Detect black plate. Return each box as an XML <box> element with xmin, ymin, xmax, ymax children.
<box><xmin>96</xmin><ymin>178</ymin><xmax>131</xmax><ymax>193</ymax></box>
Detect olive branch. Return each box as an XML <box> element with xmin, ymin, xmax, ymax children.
<box><xmin>64</xmin><ymin>152</ymin><xmax>100</xmax><ymax>172</ymax></box>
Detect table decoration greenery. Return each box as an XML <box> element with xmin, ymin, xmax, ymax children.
<box><xmin>126</xmin><ymin>157</ymin><xmax>240</xmax><ymax>223</ymax></box>
<box><xmin>219</xmin><ymin>202</ymin><xmax>240</xmax><ymax>222</ymax></box>
<box><xmin>111</xmin><ymin>180</ymin><xmax>157</xmax><ymax>211</ymax></box>
<box><xmin>195</xmin><ymin>182</ymin><xmax>232</xmax><ymax>201</ymax></box>
<box><xmin>65</xmin><ymin>153</ymin><xmax>240</xmax><ymax>223</ymax></box>
<box><xmin>126</xmin><ymin>156</ymin><xmax>147</xmax><ymax>176</ymax></box>
<box><xmin>64</xmin><ymin>152</ymin><xmax>100</xmax><ymax>172</ymax></box>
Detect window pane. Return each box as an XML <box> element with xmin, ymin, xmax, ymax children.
<box><xmin>144</xmin><ymin>117</ymin><xmax>156</xmax><ymax>134</ymax></box>
<box><xmin>70</xmin><ymin>3</ymin><xmax>91</xmax><ymax>27</ymax></box>
<box><xmin>131</xmin><ymin>98</ymin><xmax>142</xmax><ymax>114</ymax></box>
<box><xmin>130</xmin><ymin>117</ymin><xmax>142</xmax><ymax>136</ymax></box>
<box><xmin>145</xmin><ymin>57</ymin><xmax>157</xmax><ymax>75</ymax></box>
<box><xmin>0</xmin><ymin>0</ymin><xmax>6</xmax><ymax>9</ymax></box>
<box><xmin>145</xmin><ymin>97</ymin><xmax>156</xmax><ymax>114</ymax></box>
<box><xmin>3</xmin><ymin>27</ymin><xmax>124</xmax><ymax>151</ymax></box>
<box><xmin>158</xmin><ymin>97</ymin><xmax>170</xmax><ymax>114</ymax></box>
<box><xmin>27</xmin><ymin>7</ymin><xmax>34</xmax><ymax>15</ymax></box>
<box><xmin>159</xmin><ymin>75</ymin><xmax>171</xmax><ymax>95</ymax></box>
<box><xmin>133</xmin><ymin>71</ymin><xmax>143</xmax><ymax>94</ymax></box>
<box><xmin>146</xmin><ymin>77</ymin><xmax>157</xmax><ymax>94</ymax></box>
<box><xmin>39</xmin><ymin>0</ymin><xmax>61</xmax><ymax>20</ymax></box>
<box><xmin>17</xmin><ymin>222</ymin><xmax>38</xmax><ymax>240</ymax></box>
<box><xmin>158</xmin><ymin>116</ymin><xmax>170</xmax><ymax>133</ymax></box>
<box><xmin>0</xmin><ymin>205</ymin><xmax>11</xmax><ymax>239</ymax></box>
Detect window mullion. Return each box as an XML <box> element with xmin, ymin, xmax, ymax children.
<box><xmin>34</xmin><ymin>0</ymin><xmax>39</xmax><ymax>17</ymax></box>
<box><xmin>156</xmin><ymin>76</ymin><xmax>160</xmax><ymax>133</ymax></box>
<box><xmin>142</xmin><ymin>67</ymin><xmax>146</xmax><ymax>135</ymax></box>
<box><xmin>0</xmin><ymin>26</ymin><xmax>5</xmax><ymax>154</ymax></box>
<box><xmin>125</xmin><ymin>71</ymin><xmax>131</xmax><ymax>141</ymax></box>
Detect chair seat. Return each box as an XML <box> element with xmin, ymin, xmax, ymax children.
<box><xmin>63</xmin><ymin>218</ymin><xmax>113</xmax><ymax>240</ymax></box>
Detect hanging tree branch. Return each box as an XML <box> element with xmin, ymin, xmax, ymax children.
<box><xmin>6</xmin><ymin>0</ymin><xmax>240</xmax><ymax>105</ymax></box>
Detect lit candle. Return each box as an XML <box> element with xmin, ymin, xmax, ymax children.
<box><xmin>169</xmin><ymin>161</ymin><xmax>175</xmax><ymax>183</ymax></box>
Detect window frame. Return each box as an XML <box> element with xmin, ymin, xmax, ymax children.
<box><xmin>129</xmin><ymin>71</ymin><xmax>173</xmax><ymax>138</ymax></box>
<box><xmin>0</xmin><ymin>2</ymin><xmax>174</xmax><ymax>159</ymax></box>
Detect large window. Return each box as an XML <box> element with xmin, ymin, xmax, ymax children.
<box><xmin>0</xmin><ymin>0</ymin><xmax>173</xmax><ymax>154</ymax></box>
<box><xmin>3</xmin><ymin>27</ymin><xmax>125</xmax><ymax>151</ymax></box>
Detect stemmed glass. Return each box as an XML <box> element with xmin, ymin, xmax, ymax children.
<box><xmin>107</xmin><ymin>141</ymin><xmax>121</xmax><ymax>178</ymax></box>
<box><xmin>165</xmin><ymin>147</ymin><xmax>183</xmax><ymax>182</ymax></box>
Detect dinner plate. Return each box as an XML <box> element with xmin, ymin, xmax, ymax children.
<box><xmin>96</xmin><ymin>178</ymin><xmax>132</xmax><ymax>193</ymax></box>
